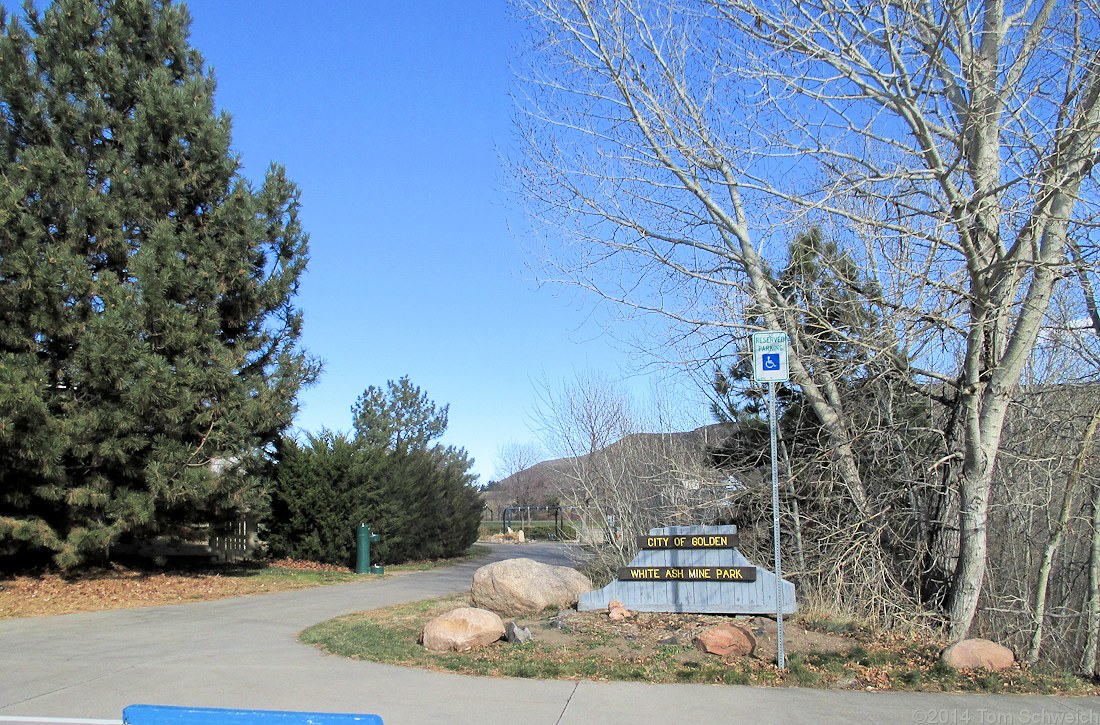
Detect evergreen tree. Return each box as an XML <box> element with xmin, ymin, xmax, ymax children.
<box><xmin>351</xmin><ymin>375</ymin><xmax>448</xmax><ymax>453</ymax></box>
<box><xmin>709</xmin><ymin>228</ymin><xmax>873</xmax><ymax>468</ymax></box>
<box><xmin>265</xmin><ymin>434</ymin><xmax>481</xmax><ymax>567</ymax></box>
<box><xmin>266</xmin><ymin>379</ymin><xmax>481</xmax><ymax>567</ymax></box>
<box><xmin>266</xmin><ymin>432</ymin><xmax>386</xmax><ymax>566</ymax></box>
<box><xmin>0</xmin><ymin>0</ymin><xmax>317</xmax><ymax>568</ymax></box>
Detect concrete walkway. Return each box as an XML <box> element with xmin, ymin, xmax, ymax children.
<box><xmin>1</xmin><ymin>543</ymin><xmax>1097</xmax><ymax>724</ymax></box>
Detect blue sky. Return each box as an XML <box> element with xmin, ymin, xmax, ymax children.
<box><xmin>180</xmin><ymin>1</ymin><xmax>708</xmax><ymax>482</ymax></box>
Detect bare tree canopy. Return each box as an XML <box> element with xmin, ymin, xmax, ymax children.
<box><xmin>494</xmin><ymin>440</ymin><xmax>546</xmax><ymax>481</ymax></box>
<box><xmin>512</xmin><ymin>0</ymin><xmax>1100</xmax><ymax>640</ymax></box>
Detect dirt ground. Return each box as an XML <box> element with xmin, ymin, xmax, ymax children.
<box><xmin>529</xmin><ymin>607</ymin><xmax>854</xmax><ymax>663</ymax></box>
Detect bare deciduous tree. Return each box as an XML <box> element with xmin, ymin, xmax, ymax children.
<box><xmin>531</xmin><ymin>371</ymin><xmax>727</xmax><ymax>577</ymax></box>
<box><xmin>512</xmin><ymin>0</ymin><xmax>1100</xmax><ymax>640</ymax></box>
<box><xmin>492</xmin><ymin>440</ymin><xmax>548</xmax><ymax>523</ymax></box>
<box><xmin>494</xmin><ymin>441</ymin><xmax>545</xmax><ymax>482</ymax></box>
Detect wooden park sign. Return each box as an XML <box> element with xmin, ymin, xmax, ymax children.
<box><xmin>618</xmin><ymin>566</ymin><xmax>757</xmax><ymax>581</ymax></box>
<box><xmin>624</xmin><ymin>531</ymin><xmax>754</xmax><ymax>581</ymax></box>
<box><xmin>578</xmin><ymin>525</ymin><xmax>796</xmax><ymax>615</ymax></box>
<box><xmin>636</xmin><ymin>533</ymin><xmax>738</xmax><ymax>549</ymax></box>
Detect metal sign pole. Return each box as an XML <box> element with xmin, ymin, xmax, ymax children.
<box><xmin>768</xmin><ymin>380</ymin><xmax>785</xmax><ymax>669</ymax></box>
<box><xmin>752</xmin><ymin>330</ymin><xmax>790</xmax><ymax>669</ymax></box>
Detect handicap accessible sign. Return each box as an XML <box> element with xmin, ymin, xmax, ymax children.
<box><xmin>752</xmin><ymin>331</ymin><xmax>789</xmax><ymax>383</ymax></box>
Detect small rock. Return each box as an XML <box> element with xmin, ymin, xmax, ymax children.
<box><xmin>941</xmin><ymin>638</ymin><xmax>1016</xmax><ymax>671</ymax></box>
<box><xmin>693</xmin><ymin>624</ymin><xmax>757</xmax><ymax>658</ymax></box>
<box><xmin>505</xmin><ymin>621</ymin><xmax>533</xmax><ymax>644</ymax></box>
<box><xmin>608</xmin><ymin>599</ymin><xmax>633</xmax><ymax>620</ymax></box>
<box><xmin>749</xmin><ymin>616</ymin><xmax>779</xmax><ymax>634</ymax></box>
<box><xmin>658</xmin><ymin>636</ymin><xmax>680</xmax><ymax>646</ymax></box>
<box><xmin>421</xmin><ymin>607</ymin><xmax>505</xmax><ymax>652</ymax></box>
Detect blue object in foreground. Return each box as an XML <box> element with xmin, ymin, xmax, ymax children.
<box><xmin>123</xmin><ymin>705</ymin><xmax>383</xmax><ymax>725</ymax></box>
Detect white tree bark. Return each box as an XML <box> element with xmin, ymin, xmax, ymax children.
<box><xmin>514</xmin><ymin>0</ymin><xmax>1100</xmax><ymax>638</ymax></box>
<box><xmin>1086</xmin><ymin>473</ymin><xmax>1100</xmax><ymax>677</ymax></box>
<box><xmin>1026</xmin><ymin>403</ymin><xmax>1100</xmax><ymax>664</ymax></box>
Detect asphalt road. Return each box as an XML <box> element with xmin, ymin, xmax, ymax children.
<box><xmin>1</xmin><ymin>543</ymin><xmax>1097</xmax><ymax>725</ymax></box>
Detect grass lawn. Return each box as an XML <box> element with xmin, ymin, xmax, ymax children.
<box><xmin>300</xmin><ymin>592</ymin><xmax>1100</xmax><ymax>695</ymax></box>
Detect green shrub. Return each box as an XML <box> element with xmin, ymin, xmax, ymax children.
<box><xmin>264</xmin><ymin>432</ymin><xmax>481</xmax><ymax>566</ymax></box>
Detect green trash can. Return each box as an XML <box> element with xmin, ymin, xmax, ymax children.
<box><xmin>356</xmin><ymin>524</ymin><xmax>384</xmax><ymax>575</ymax></box>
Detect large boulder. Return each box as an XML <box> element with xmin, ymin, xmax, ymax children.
<box><xmin>421</xmin><ymin>607</ymin><xmax>505</xmax><ymax>652</ymax></box>
<box><xmin>471</xmin><ymin>558</ymin><xmax>593</xmax><ymax>616</ymax></box>
<box><xmin>941</xmin><ymin>639</ymin><xmax>1016</xmax><ymax>671</ymax></box>
<box><xmin>693</xmin><ymin>624</ymin><xmax>757</xmax><ymax>658</ymax></box>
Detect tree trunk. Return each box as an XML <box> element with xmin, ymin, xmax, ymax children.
<box><xmin>1027</xmin><ymin>403</ymin><xmax>1100</xmax><ymax>664</ymax></box>
<box><xmin>947</xmin><ymin>468</ymin><xmax>992</xmax><ymax>641</ymax></box>
<box><xmin>787</xmin><ymin>354</ymin><xmax>875</xmax><ymax>526</ymax></box>
<box><xmin>947</xmin><ymin>229</ymin><xmax>1063</xmax><ymax>640</ymax></box>
<box><xmin>1085</xmin><ymin>474</ymin><xmax>1100</xmax><ymax>677</ymax></box>
<box><xmin>779</xmin><ymin>438</ymin><xmax>806</xmax><ymax>573</ymax></box>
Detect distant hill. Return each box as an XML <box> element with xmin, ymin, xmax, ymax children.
<box><xmin>484</xmin><ymin>423</ymin><xmax>736</xmax><ymax>512</ymax></box>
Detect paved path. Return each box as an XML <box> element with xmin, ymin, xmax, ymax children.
<box><xmin>1</xmin><ymin>543</ymin><xmax>1097</xmax><ymax>725</ymax></box>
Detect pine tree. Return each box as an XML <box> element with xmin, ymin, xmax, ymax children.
<box><xmin>266</xmin><ymin>433</ymin><xmax>386</xmax><ymax>566</ymax></box>
<box><xmin>0</xmin><ymin>0</ymin><xmax>318</xmax><ymax>568</ymax></box>
<box><xmin>265</xmin><ymin>378</ymin><xmax>481</xmax><ymax>567</ymax></box>
<box><xmin>351</xmin><ymin>376</ymin><xmax>448</xmax><ymax>453</ymax></box>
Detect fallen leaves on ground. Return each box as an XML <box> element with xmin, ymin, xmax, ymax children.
<box><xmin>265</xmin><ymin>558</ymin><xmax>353</xmax><ymax>573</ymax></box>
<box><xmin>0</xmin><ymin>559</ymin><xmax>350</xmax><ymax>619</ymax></box>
